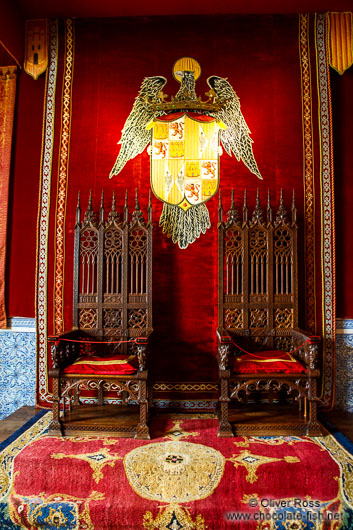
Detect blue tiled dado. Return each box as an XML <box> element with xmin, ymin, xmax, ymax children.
<box><xmin>0</xmin><ymin>317</ymin><xmax>352</xmax><ymax>419</ymax></box>
<box><xmin>335</xmin><ymin>319</ymin><xmax>353</xmax><ymax>413</ymax></box>
<box><xmin>0</xmin><ymin>318</ymin><xmax>36</xmax><ymax>419</ymax></box>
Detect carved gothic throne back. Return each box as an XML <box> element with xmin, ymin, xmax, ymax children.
<box><xmin>219</xmin><ymin>189</ymin><xmax>298</xmax><ymax>352</ymax></box>
<box><xmin>73</xmin><ymin>190</ymin><xmax>152</xmax><ymax>352</ymax></box>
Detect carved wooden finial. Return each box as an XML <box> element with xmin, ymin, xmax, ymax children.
<box><xmin>148</xmin><ymin>190</ymin><xmax>153</xmax><ymax>223</ymax></box>
<box><xmin>76</xmin><ymin>191</ymin><xmax>81</xmax><ymax>225</ymax></box>
<box><xmin>226</xmin><ymin>189</ymin><xmax>239</xmax><ymax>225</ymax></box>
<box><xmin>99</xmin><ymin>190</ymin><xmax>105</xmax><ymax>224</ymax></box>
<box><xmin>84</xmin><ymin>190</ymin><xmax>96</xmax><ymax>223</ymax></box>
<box><xmin>218</xmin><ymin>189</ymin><xmax>223</xmax><ymax>224</ymax></box>
<box><xmin>251</xmin><ymin>188</ymin><xmax>264</xmax><ymax>225</ymax></box>
<box><xmin>132</xmin><ymin>189</ymin><xmax>144</xmax><ymax>224</ymax></box>
<box><xmin>243</xmin><ymin>189</ymin><xmax>248</xmax><ymax>223</ymax></box>
<box><xmin>291</xmin><ymin>189</ymin><xmax>297</xmax><ymax>225</ymax></box>
<box><xmin>267</xmin><ymin>189</ymin><xmax>272</xmax><ymax>224</ymax></box>
<box><xmin>275</xmin><ymin>189</ymin><xmax>288</xmax><ymax>225</ymax></box>
<box><xmin>107</xmin><ymin>191</ymin><xmax>120</xmax><ymax>222</ymax></box>
<box><xmin>124</xmin><ymin>189</ymin><xmax>129</xmax><ymax>223</ymax></box>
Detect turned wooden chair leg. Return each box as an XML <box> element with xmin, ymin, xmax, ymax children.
<box><xmin>135</xmin><ymin>379</ymin><xmax>150</xmax><ymax>440</ymax></box>
<box><xmin>98</xmin><ymin>382</ymin><xmax>104</xmax><ymax>406</ymax></box>
<box><xmin>268</xmin><ymin>387</ymin><xmax>274</xmax><ymax>405</ymax></box>
<box><xmin>49</xmin><ymin>375</ymin><xmax>63</xmax><ymax>435</ymax></box>
<box><xmin>148</xmin><ymin>380</ymin><xmax>154</xmax><ymax>413</ymax></box>
<box><xmin>62</xmin><ymin>395</ymin><xmax>66</xmax><ymax>419</ymax></box>
<box><xmin>73</xmin><ymin>385</ymin><xmax>80</xmax><ymax>407</ymax></box>
<box><xmin>218</xmin><ymin>377</ymin><xmax>233</xmax><ymax>437</ymax></box>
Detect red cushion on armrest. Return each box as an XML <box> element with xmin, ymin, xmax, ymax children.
<box><xmin>63</xmin><ymin>354</ymin><xmax>138</xmax><ymax>375</ymax></box>
<box><xmin>232</xmin><ymin>350</ymin><xmax>307</xmax><ymax>374</ymax></box>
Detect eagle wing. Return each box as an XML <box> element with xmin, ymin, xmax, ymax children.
<box><xmin>207</xmin><ymin>76</ymin><xmax>262</xmax><ymax>180</ymax></box>
<box><xmin>109</xmin><ymin>76</ymin><xmax>167</xmax><ymax>178</ymax></box>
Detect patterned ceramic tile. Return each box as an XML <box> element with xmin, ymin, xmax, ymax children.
<box><xmin>335</xmin><ymin>319</ymin><xmax>353</xmax><ymax>412</ymax></box>
<box><xmin>0</xmin><ymin>318</ymin><xmax>36</xmax><ymax>419</ymax></box>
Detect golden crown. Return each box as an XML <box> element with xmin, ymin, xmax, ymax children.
<box><xmin>144</xmin><ymin>89</ymin><xmax>225</xmax><ymax>113</ymax></box>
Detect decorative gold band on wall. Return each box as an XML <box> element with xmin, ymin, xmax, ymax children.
<box><xmin>36</xmin><ymin>20</ymin><xmax>58</xmax><ymax>404</ymax></box>
<box><xmin>54</xmin><ymin>19</ymin><xmax>75</xmax><ymax>334</ymax></box>
<box><xmin>299</xmin><ymin>14</ymin><xmax>316</xmax><ymax>334</ymax></box>
<box><xmin>153</xmin><ymin>382</ymin><xmax>218</xmax><ymax>393</ymax></box>
<box><xmin>316</xmin><ymin>13</ymin><xmax>336</xmax><ymax>409</ymax></box>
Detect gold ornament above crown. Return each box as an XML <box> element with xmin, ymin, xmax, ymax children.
<box><xmin>143</xmin><ymin>57</ymin><xmax>226</xmax><ymax>112</ymax></box>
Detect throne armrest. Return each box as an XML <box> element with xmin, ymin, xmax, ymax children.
<box><xmin>216</xmin><ymin>328</ymin><xmax>232</xmax><ymax>371</ymax></box>
<box><xmin>135</xmin><ymin>329</ymin><xmax>153</xmax><ymax>372</ymax></box>
<box><xmin>291</xmin><ymin>329</ymin><xmax>321</xmax><ymax>372</ymax></box>
<box><xmin>48</xmin><ymin>329</ymin><xmax>86</xmax><ymax>371</ymax></box>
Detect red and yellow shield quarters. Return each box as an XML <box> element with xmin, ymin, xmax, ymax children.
<box><xmin>150</xmin><ymin>113</ymin><xmax>221</xmax><ymax>211</ymax></box>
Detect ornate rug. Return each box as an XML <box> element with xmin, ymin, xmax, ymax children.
<box><xmin>0</xmin><ymin>412</ymin><xmax>352</xmax><ymax>529</ymax></box>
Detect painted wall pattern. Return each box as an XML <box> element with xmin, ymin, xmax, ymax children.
<box><xmin>0</xmin><ymin>318</ymin><xmax>36</xmax><ymax>420</ymax></box>
<box><xmin>0</xmin><ymin>318</ymin><xmax>352</xmax><ymax>419</ymax></box>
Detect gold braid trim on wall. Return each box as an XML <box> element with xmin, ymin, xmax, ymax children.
<box><xmin>315</xmin><ymin>13</ymin><xmax>336</xmax><ymax>409</ymax></box>
<box><xmin>54</xmin><ymin>19</ymin><xmax>74</xmax><ymax>334</ymax></box>
<box><xmin>299</xmin><ymin>13</ymin><xmax>317</xmax><ymax>334</ymax></box>
<box><xmin>36</xmin><ymin>20</ymin><xmax>59</xmax><ymax>404</ymax></box>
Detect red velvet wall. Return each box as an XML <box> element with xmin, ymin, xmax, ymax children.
<box><xmin>3</xmin><ymin>12</ymin><xmax>353</xmax><ymax>340</ymax></box>
<box><xmin>47</xmin><ymin>15</ymin><xmax>305</xmax><ymax>383</ymax></box>
<box><xmin>0</xmin><ymin>1</ymin><xmax>24</xmax><ymax>65</ymax></box>
<box><xmin>6</xmin><ymin>72</ymin><xmax>44</xmax><ymax>318</ymax></box>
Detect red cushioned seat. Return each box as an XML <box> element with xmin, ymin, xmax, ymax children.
<box><xmin>63</xmin><ymin>354</ymin><xmax>138</xmax><ymax>376</ymax></box>
<box><xmin>232</xmin><ymin>350</ymin><xmax>307</xmax><ymax>374</ymax></box>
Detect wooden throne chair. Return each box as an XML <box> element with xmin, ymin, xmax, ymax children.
<box><xmin>217</xmin><ymin>189</ymin><xmax>322</xmax><ymax>437</ymax></box>
<box><xmin>48</xmin><ymin>190</ymin><xmax>153</xmax><ymax>439</ymax></box>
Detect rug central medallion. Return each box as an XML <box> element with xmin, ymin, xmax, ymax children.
<box><xmin>124</xmin><ymin>441</ymin><xmax>224</xmax><ymax>502</ymax></box>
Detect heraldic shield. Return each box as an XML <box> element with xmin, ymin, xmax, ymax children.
<box><xmin>150</xmin><ymin>112</ymin><xmax>221</xmax><ymax>212</ymax></box>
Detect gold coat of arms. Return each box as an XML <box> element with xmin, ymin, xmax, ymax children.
<box><xmin>149</xmin><ymin>113</ymin><xmax>221</xmax><ymax>211</ymax></box>
<box><xmin>110</xmin><ymin>57</ymin><xmax>262</xmax><ymax>248</ymax></box>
